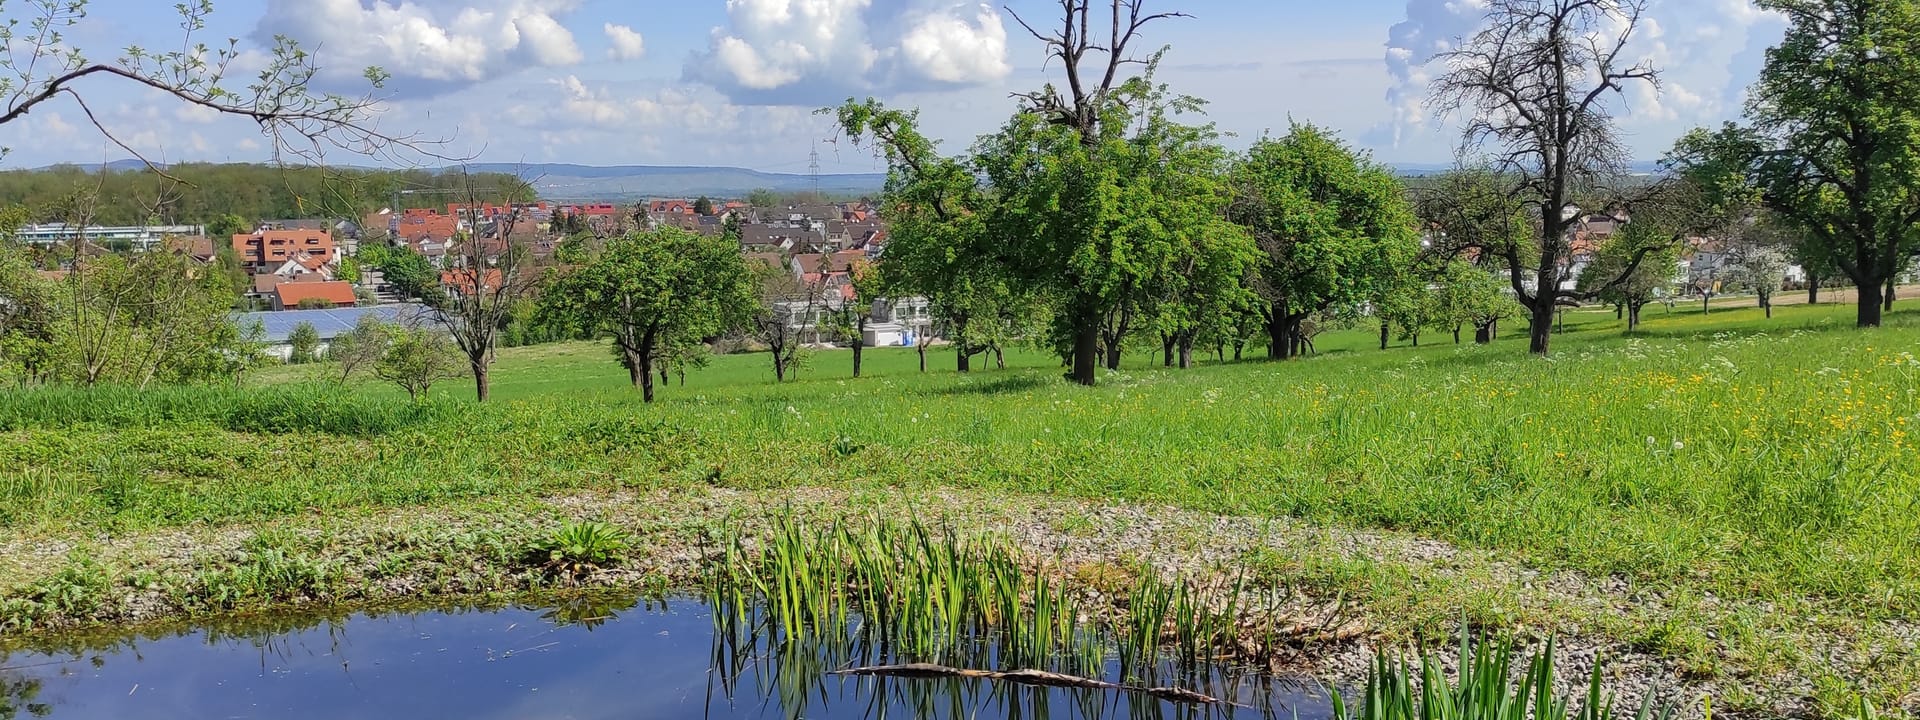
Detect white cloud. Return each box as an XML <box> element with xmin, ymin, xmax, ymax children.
<box><xmin>688</xmin><ymin>0</ymin><xmax>1011</xmax><ymax>104</ymax></box>
<box><xmin>604</xmin><ymin>23</ymin><xmax>645</xmax><ymax>61</ymax></box>
<box><xmin>254</xmin><ymin>0</ymin><xmax>585</xmax><ymax>95</ymax></box>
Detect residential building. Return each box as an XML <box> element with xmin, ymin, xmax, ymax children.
<box><xmin>15</xmin><ymin>223</ymin><xmax>204</xmax><ymax>251</ymax></box>
<box><xmin>233</xmin><ymin>228</ymin><xmax>337</xmax><ymax>269</ymax></box>
<box><xmin>272</xmin><ymin>280</ymin><xmax>358</xmax><ymax>310</ymax></box>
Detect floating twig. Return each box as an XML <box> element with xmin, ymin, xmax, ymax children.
<box><xmin>831</xmin><ymin>662</ymin><xmax>1238</xmax><ymax>706</ymax></box>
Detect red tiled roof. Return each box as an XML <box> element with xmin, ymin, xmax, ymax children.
<box><xmin>274</xmin><ymin>281</ymin><xmax>357</xmax><ymax>307</ymax></box>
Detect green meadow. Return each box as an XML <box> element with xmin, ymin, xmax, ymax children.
<box><xmin>2</xmin><ymin>299</ymin><xmax>1917</xmax><ymax>714</ymax></box>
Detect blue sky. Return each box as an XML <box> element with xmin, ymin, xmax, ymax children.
<box><xmin>2</xmin><ymin>0</ymin><xmax>1786</xmax><ymax>174</ymax></box>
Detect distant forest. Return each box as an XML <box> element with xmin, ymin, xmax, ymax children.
<box><xmin>0</xmin><ymin>163</ymin><xmax>537</xmax><ymax>227</ymax></box>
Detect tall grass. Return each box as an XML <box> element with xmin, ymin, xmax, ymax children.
<box><xmin>1333</xmin><ymin>631</ymin><xmax>1677</xmax><ymax>720</ymax></box>
<box><xmin>704</xmin><ymin>515</ymin><xmax>1254</xmax><ymax>682</ymax></box>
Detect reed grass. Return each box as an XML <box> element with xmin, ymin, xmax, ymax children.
<box><xmin>1333</xmin><ymin>631</ymin><xmax>1678</xmax><ymax>720</ymax></box>
<box><xmin>703</xmin><ymin>515</ymin><xmax>1249</xmax><ymax>682</ymax></box>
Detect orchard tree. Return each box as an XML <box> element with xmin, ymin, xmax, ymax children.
<box><xmin>376</xmin><ymin>326</ymin><xmax>463</xmax><ymax>402</ymax></box>
<box><xmin>324</xmin><ymin>313</ymin><xmax>391</xmax><ymax>384</ymax></box>
<box><xmin>1434</xmin><ymin>260</ymin><xmax>1523</xmax><ymax>344</ymax></box>
<box><xmin>1730</xmin><ymin>243</ymin><xmax>1790</xmax><ymax>317</ymax></box>
<box><xmin>539</xmin><ymin>227</ymin><xmax>754</xmax><ymax>402</ymax></box>
<box><xmin>1376</xmin><ymin>279</ymin><xmax>1440</xmax><ymax>348</ymax></box>
<box><xmin>750</xmin><ymin>263</ymin><xmax>821</xmax><ymax>383</ymax></box>
<box><xmin>1429</xmin><ymin>0</ymin><xmax>1662</xmax><ymax>354</ymax></box>
<box><xmin>831</xmin><ymin>100</ymin><xmax>1005</xmax><ymax>374</ymax></box>
<box><xmin>287</xmin><ymin>321</ymin><xmax>320</xmax><ymax>363</ymax></box>
<box><xmin>1229</xmin><ymin>124</ymin><xmax>1418</xmax><ymax>359</ymax></box>
<box><xmin>1578</xmin><ymin>228</ymin><xmax>1680</xmax><ymax>331</ymax></box>
<box><xmin>1667</xmin><ymin>0</ymin><xmax>1920</xmax><ymax>327</ymax></box>
<box><xmin>998</xmin><ymin>0</ymin><xmax>1191</xmax><ymax>385</ymax></box>
<box><xmin>831</xmin><ymin>259</ymin><xmax>882</xmax><ymax>378</ymax></box>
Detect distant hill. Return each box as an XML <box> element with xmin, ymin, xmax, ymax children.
<box><xmin>1387</xmin><ymin>160</ymin><xmax>1665</xmax><ymax>177</ymax></box>
<box><xmin>26</xmin><ymin>161</ymin><xmax>887</xmax><ymax>201</ymax></box>
<box><xmin>458</xmin><ymin>163</ymin><xmax>885</xmax><ymax>200</ymax></box>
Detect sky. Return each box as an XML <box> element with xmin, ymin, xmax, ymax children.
<box><xmin>0</xmin><ymin>0</ymin><xmax>1789</xmax><ymax>175</ymax></box>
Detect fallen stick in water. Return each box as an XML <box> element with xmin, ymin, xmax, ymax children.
<box><xmin>830</xmin><ymin>663</ymin><xmax>1235</xmax><ymax>706</ymax></box>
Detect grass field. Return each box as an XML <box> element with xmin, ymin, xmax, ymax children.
<box><xmin>2</xmin><ymin>299</ymin><xmax>1917</xmax><ymax>715</ymax></box>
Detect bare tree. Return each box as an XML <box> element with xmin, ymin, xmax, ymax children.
<box><xmin>1428</xmin><ymin>0</ymin><xmax>1661</xmax><ymax>354</ymax></box>
<box><xmin>433</xmin><ymin>177</ymin><xmax>539</xmax><ymax>401</ymax></box>
<box><xmin>0</xmin><ymin>1</ymin><xmax>445</xmax><ymax>173</ymax></box>
<box><xmin>1004</xmin><ymin>0</ymin><xmax>1188</xmax><ymax>385</ymax></box>
<box><xmin>750</xmin><ymin>263</ymin><xmax>823</xmax><ymax>383</ymax></box>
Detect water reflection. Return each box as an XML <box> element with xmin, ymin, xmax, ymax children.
<box><xmin>0</xmin><ymin>595</ymin><xmax>1329</xmax><ymax>719</ymax></box>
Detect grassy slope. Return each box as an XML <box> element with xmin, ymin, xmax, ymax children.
<box><xmin>3</xmin><ymin>300</ymin><xmax>1918</xmax><ymax>712</ymax></box>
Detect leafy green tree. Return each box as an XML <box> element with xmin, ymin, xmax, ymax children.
<box><xmin>693</xmin><ymin>196</ymin><xmax>715</xmax><ymax>216</ymax></box>
<box><xmin>1229</xmin><ymin>124</ymin><xmax>1419</xmax><ymax>360</ymax></box>
<box><xmin>1376</xmin><ymin>279</ymin><xmax>1441</xmax><ymax>348</ymax></box>
<box><xmin>907</xmin><ymin>0</ymin><xmax>1187</xmax><ymax>385</ymax></box>
<box><xmin>375</xmin><ymin>327</ymin><xmax>464</xmax><ymax>402</ymax></box>
<box><xmin>369</xmin><ymin>244</ymin><xmax>439</xmax><ymax>302</ymax></box>
<box><xmin>1578</xmin><ymin>228</ymin><xmax>1680</xmax><ymax>331</ymax></box>
<box><xmin>324</xmin><ymin>313</ymin><xmax>390</xmax><ymax>383</ymax></box>
<box><xmin>1667</xmin><ymin>0</ymin><xmax>1920</xmax><ymax>327</ymax></box>
<box><xmin>539</xmin><ymin>227</ymin><xmax>755</xmax><ymax>401</ymax></box>
<box><xmin>832</xmin><ymin>100</ymin><xmax>1003</xmax><ymax>374</ymax></box>
<box><xmin>746</xmin><ymin>188</ymin><xmax>780</xmax><ymax>210</ymax></box>
<box><xmin>206</xmin><ymin>213</ymin><xmax>249</xmax><ymax>240</ymax></box>
<box><xmin>1433</xmin><ymin>260</ymin><xmax>1523</xmax><ymax>344</ymax></box>
<box><xmin>0</xmin><ymin>247</ymin><xmax>255</xmax><ymax>386</ymax></box>
<box><xmin>286</xmin><ymin>321</ymin><xmax>320</xmax><ymax>363</ymax></box>
<box><xmin>721</xmin><ymin>213</ymin><xmax>742</xmax><ymax>244</ymax></box>
<box><xmin>334</xmin><ymin>256</ymin><xmax>360</xmax><ymax>284</ymax></box>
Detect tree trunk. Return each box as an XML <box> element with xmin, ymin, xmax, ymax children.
<box><xmin>917</xmin><ymin>342</ymin><xmax>927</xmax><ymax>372</ymax></box>
<box><xmin>625</xmin><ymin>349</ymin><xmax>644</xmax><ymax>387</ymax></box>
<box><xmin>1474</xmin><ymin>323</ymin><xmax>1492</xmax><ymax>344</ymax></box>
<box><xmin>772</xmin><ymin>349</ymin><xmax>787</xmax><ymax>382</ymax></box>
<box><xmin>1176</xmin><ymin>335</ymin><xmax>1193</xmax><ymax>369</ymax></box>
<box><xmin>1161</xmin><ymin>333</ymin><xmax>1175</xmax><ymax>367</ymax></box>
<box><xmin>1232</xmin><ymin>340</ymin><xmax>1243</xmax><ymax>361</ymax></box>
<box><xmin>1069</xmin><ymin>301</ymin><xmax>1099</xmax><ymax>386</ymax></box>
<box><xmin>471</xmin><ymin>356</ymin><xmax>490</xmax><ymax>402</ymax></box>
<box><xmin>994</xmin><ymin>345</ymin><xmax>1004</xmax><ymax>370</ymax></box>
<box><xmin>852</xmin><ymin>341</ymin><xmax>864</xmax><ymax>378</ymax></box>
<box><xmin>1410</xmin><ymin>331</ymin><xmax>1420</xmax><ymax>348</ymax></box>
<box><xmin>1884</xmin><ymin>278</ymin><xmax>1896</xmax><ymax>312</ymax></box>
<box><xmin>1763</xmin><ymin>297</ymin><xmax>1772</xmax><ymax>319</ymax></box>
<box><xmin>1628</xmin><ymin>303</ymin><xmax>1642</xmax><ymax>330</ymax></box>
<box><xmin>1527</xmin><ymin>301</ymin><xmax>1553</xmax><ymax>354</ymax></box>
<box><xmin>1378</xmin><ymin>322</ymin><xmax>1389</xmax><ymax>350</ymax></box>
<box><xmin>1266</xmin><ymin>309</ymin><xmax>1289</xmax><ymax>360</ymax></box>
<box><xmin>1859</xmin><ymin>279</ymin><xmax>1885</xmax><ymax>327</ymax></box>
<box><xmin>1104</xmin><ymin>342</ymin><xmax>1123</xmax><ymax>371</ymax></box>
<box><xmin>1614</xmin><ymin>304</ymin><xmax>1623</xmax><ymax>320</ymax></box>
<box><xmin>639</xmin><ymin>349</ymin><xmax>656</xmax><ymax>404</ymax></box>
<box><xmin>1453</xmin><ymin>324</ymin><xmax>1461</xmax><ymax>344</ymax></box>
<box><xmin>1701</xmin><ymin>293</ymin><xmax>1710</xmax><ymax>315</ymax></box>
<box><xmin>958</xmin><ymin>345</ymin><xmax>971</xmax><ymax>373</ymax></box>
<box><xmin>1808</xmin><ymin>276</ymin><xmax>1820</xmax><ymax>304</ymax></box>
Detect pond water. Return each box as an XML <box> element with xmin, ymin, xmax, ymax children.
<box><xmin>0</xmin><ymin>596</ymin><xmax>1332</xmax><ymax>720</ymax></box>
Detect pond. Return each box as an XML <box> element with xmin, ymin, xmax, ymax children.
<box><xmin>0</xmin><ymin>595</ymin><xmax>1332</xmax><ymax>720</ymax></box>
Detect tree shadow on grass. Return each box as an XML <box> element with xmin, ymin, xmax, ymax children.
<box><xmin>929</xmin><ymin>374</ymin><xmax>1053</xmax><ymax>397</ymax></box>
